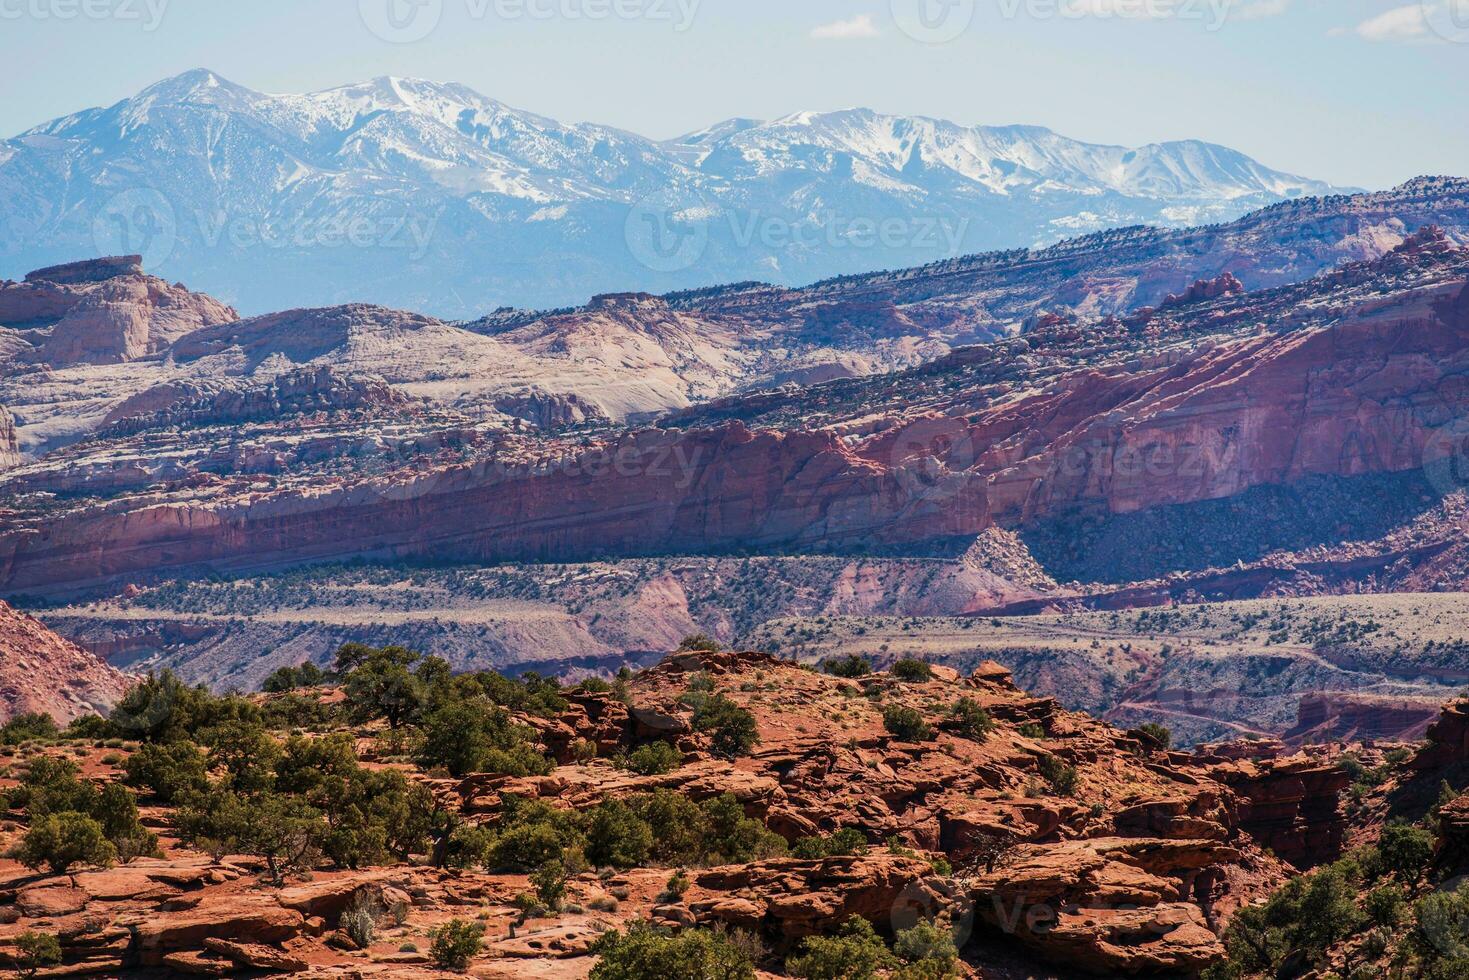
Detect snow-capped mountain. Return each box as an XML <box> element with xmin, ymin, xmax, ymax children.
<box><xmin>0</xmin><ymin>69</ymin><xmax>1345</xmax><ymax>317</ymax></box>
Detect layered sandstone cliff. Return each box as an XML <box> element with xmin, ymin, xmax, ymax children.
<box><xmin>2</xmin><ymin>231</ymin><xmax>1465</xmax><ymax>598</ymax></box>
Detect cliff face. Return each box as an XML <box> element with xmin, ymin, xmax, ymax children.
<box><xmin>0</xmin><ymin>405</ymin><xmax>18</xmax><ymax>470</ymax></box>
<box><xmin>2</xmin><ymin>231</ymin><xmax>1466</xmax><ymax>598</ymax></box>
<box><xmin>0</xmin><ymin>423</ymin><xmax>991</xmax><ymax>595</ymax></box>
<box><xmin>0</xmin><ymin>599</ymin><xmax>131</xmax><ymax>723</ymax></box>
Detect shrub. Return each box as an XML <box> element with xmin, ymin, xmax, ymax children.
<box><xmin>657</xmin><ymin>871</ymin><xmax>691</xmax><ymax>903</ymax></box>
<box><xmin>792</xmin><ymin>828</ymin><xmax>869</xmax><ymax>860</ymax></box>
<box><xmin>584</xmin><ymin>800</ymin><xmax>653</xmax><ymax>869</ymax></box>
<box><xmin>1365</xmin><ymin>884</ymin><xmax>1405</xmax><ymax>927</ymax></box>
<box><xmin>341</xmin><ymin>891</ymin><xmax>377</xmax><ymax>948</ymax></box>
<box><xmin>1215</xmin><ymin>862</ymin><xmax>1363</xmax><ymax>974</ymax></box>
<box><xmin>417</xmin><ymin>696</ymin><xmax>551</xmax><ymax>779</ymax></box>
<box><xmin>209</xmin><ymin>720</ymin><xmax>283</xmax><ymax>794</ymax></box>
<box><xmin>92</xmin><ymin>782</ymin><xmax>160</xmax><ymax>863</ymax></box>
<box><xmin>429</xmin><ymin>919</ymin><xmax>485</xmax><ymax>971</ymax></box>
<box><xmin>489</xmin><ymin>820</ymin><xmax>568</xmax><ymax>871</ymax></box>
<box><xmin>893</xmin><ymin>921</ymin><xmax>958</xmax><ymax>974</ymax></box>
<box><xmin>823</xmin><ymin>654</ymin><xmax>872</xmax><ymax>678</ymax></box>
<box><xmin>949</xmin><ymin>699</ymin><xmax>994</xmax><ymax>741</ymax></box>
<box><xmin>882</xmin><ymin>705</ymin><xmax>932</xmax><ymax>742</ymax></box>
<box><xmin>629</xmin><ymin>789</ymin><xmax>706</xmax><ymax>864</ymax></box>
<box><xmin>890</xmin><ymin>659</ymin><xmax>933</xmax><ymax>683</ymax></box>
<box><xmin>787</xmin><ymin>917</ymin><xmax>895</xmax><ymax>979</ymax></box>
<box><xmin>1379</xmin><ymin>821</ymin><xmax>1434</xmax><ymax>883</ymax></box>
<box><xmin>11</xmin><ymin>812</ymin><xmax>116</xmax><ymax>874</ymax></box>
<box><xmin>699</xmin><ymin>791</ymin><xmax>787</xmax><ymax>864</ymax></box>
<box><xmin>677</xmin><ymin>634</ymin><xmax>722</xmax><ymax>653</ymax></box>
<box><xmin>1036</xmin><ymin>754</ymin><xmax>1079</xmax><ymax>796</ymax></box>
<box><xmin>622</xmin><ymin>741</ymin><xmax>682</xmax><ymax>776</ymax></box>
<box><xmin>590</xmin><ymin>924</ymin><xmax>754</xmax><ymax>980</ymax></box>
<box><xmin>14</xmin><ymin>931</ymin><xmax>62</xmax><ymax>980</ymax></box>
<box><xmin>1</xmin><ymin>712</ymin><xmax>60</xmax><ymax>746</ymax></box>
<box><xmin>532</xmin><ymin>859</ymin><xmax>570</xmax><ymax>911</ymax></box>
<box><xmin>691</xmin><ymin>694</ymin><xmax>760</xmax><ymax>759</ymax></box>
<box><xmin>110</xmin><ymin>670</ymin><xmax>259</xmax><ymax>743</ymax></box>
<box><xmin>261</xmin><ymin>662</ymin><xmax>326</xmax><ymax>694</ymax></box>
<box><xmin>1135</xmin><ymin>722</ymin><xmax>1173</xmax><ymax>750</ymax></box>
<box><xmin>1413</xmin><ymin>882</ymin><xmax>1469</xmax><ymax>964</ymax></box>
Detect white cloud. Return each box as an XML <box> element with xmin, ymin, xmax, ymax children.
<box><xmin>1354</xmin><ymin>3</ymin><xmax>1432</xmax><ymax>41</ymax></box>
<box><xmin>810</xmin><ymin>14</ymin><xmax>881</xmax><ymax>39</ymax></box>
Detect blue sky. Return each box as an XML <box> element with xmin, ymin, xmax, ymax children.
<box><xmin>1</xmin><ymin>0</ymin><xmax>1464</xmax><ymax>189</ymax></box>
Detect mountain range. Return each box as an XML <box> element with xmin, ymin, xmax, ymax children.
<box><xmin>0</xmin><ymin>69</ymin><xmax>1346</xmax><ymax>317</ymax></box>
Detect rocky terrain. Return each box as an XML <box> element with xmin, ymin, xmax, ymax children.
<box><xmin>6</xmin><ymin>183</ymin><xmax>1469</xmax><ymax>758</ymax></box>
<box><xmin>4</xmin><ymin>221</ymin><xmax>1469</xmax><ymax>601</ymax></box>
<box><xmin>5</xmin><ymin>640</ymin><xmax>1469</xmax><ymax>978</ymax></box>
<box><xmin>0</xmin><ymin>599</ymin><xmax>130</xmax><ymax>724</ymax></box>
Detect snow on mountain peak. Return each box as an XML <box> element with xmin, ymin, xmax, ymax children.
<box><xmin>0</xmin><ymin>71</ymin><xmax>1352</xmax><ymax>317</ymax></box>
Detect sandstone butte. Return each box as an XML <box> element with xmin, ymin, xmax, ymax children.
<box><xmin>5</xmin><ymin>639</ymin><xmax>1468</xmax><ymax>978</ymax></box>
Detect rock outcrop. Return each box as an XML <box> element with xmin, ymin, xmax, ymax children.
<box><xmin>0</xmin><ymin>600</ymin><xmax>131</xmax><ymax>724</ymax></box>
<box><xmin>0</xmin><ymin>258</ymin><xmax>236</xmax><ymax>366</ymax></box>
<box><xmin>1196</xmin><ymin>751</ymin><xmax>1350</xmax><ymax>868</ymax></box>
<box><xmin>0</xmin><ymin>405</ymin><xmax>18</xmax><ymax>470</ymax></box>
<box><xmin>4</xmin><ymin>231</ymin><xmax>1468</xmax><ymax>599</ymax></box>
<box><xmin>25</xmin><ymin>255</ymin><xmax>144</xmax><ymax>285</ymax></box>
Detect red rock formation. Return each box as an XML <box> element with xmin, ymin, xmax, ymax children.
<box><xmin>3</xmin><ymin>230</ymin><xmax>1468</xmax><ymax>601</ymax></box>
<box><xmin>1200</xmin><ymin>752</ymin><xmax>1349</xmax><ymax>868</ymax></box>
<box><xmin>1161</xmin><ymin>272</ymin><xmax>1245</xmax><ymax>308</ymax></box>
<box><xmin>25</xmin><ymin>255</ymin><xmax>144</xmax><ymax>285</ymax></box>
<box><xmin>0</xmin><ymin>600</ymin><xmax>131</xmax><ymax>723</ymax></box>
<box><xmin>0</xmin><ymin>259</ymin><xmax>236</xmax><ymax>366</ymax></box>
